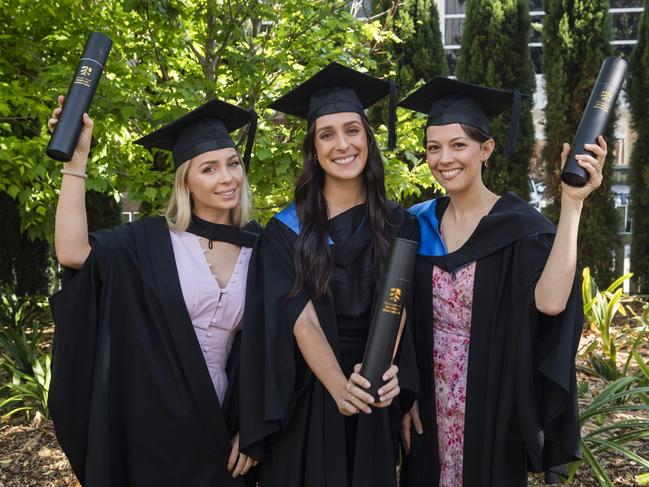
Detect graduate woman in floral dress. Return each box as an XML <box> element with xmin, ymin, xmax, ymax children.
<box><xmin>398</xmin><ymin>77</ymin><xmax>606</xmax><ymax>487</ymax></box>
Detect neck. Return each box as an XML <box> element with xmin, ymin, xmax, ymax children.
<box><xmin>323</xmin><ymin>175</ymin><xmax>366</xmax><ymax>218</ymax></box>
<box><xmin>192</xmin><ymin>207</ymin><xmax>232</xmax><ymax>226</ymax></box>
<box><xmin>447</xmin><ymin>180</ymin><xmax>499</xmax><ymax>221</ymax></box>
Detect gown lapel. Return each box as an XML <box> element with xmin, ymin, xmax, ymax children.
<box><xmin>137</xmin><ymin>217</ymin><xmax>232</xmax><ymax>461</ymax></box>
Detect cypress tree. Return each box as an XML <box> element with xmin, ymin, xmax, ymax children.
<box><xmin>628</xmin><ymin>0</ymin><xmax>649</xmax><ymax>292</ymax></box>
<box><xmin>387</xmin><ymin>0</ymin><xmax>448</xmax><ymax>92</ymax></box>
<box><xmin>542</xmin><ymin>0</ymin><xmax>619</xmax><ymax>285</ymax></box>
<box><xmin>455</xmin><ymin>0</ymin><xmax>536</xmax><ymax>201</ymax></box>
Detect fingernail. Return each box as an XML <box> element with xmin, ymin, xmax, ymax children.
<box><xmin>380</xmin><ymin>396</ymin><xmax>386</xmax><ymax>402</ymax></box>
<box><xmin>377</xmin><ymin>388</ymin><xmax>383</xmax><ymax>395</ymax></box>
<box><xmin>417</xmin><ymin>428</ymin><xmax>423</xmax><ymax>434</ymax></box>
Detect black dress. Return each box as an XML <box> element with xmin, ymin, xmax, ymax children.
<box><xmin>239</xmin><ymin>201</ymin><xmax>420</xmax><ymax>487</ymax></box>
<box><xmin>48</xmin><ymin>216</ymin><xmax>260</xmax><ymax>487</ymax></box>
<box><xmin>401</xmin><ymin>192</ymin><xmax>582</xmax><ymax>487</ymax></box>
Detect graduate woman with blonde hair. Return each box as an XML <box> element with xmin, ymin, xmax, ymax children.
<box><xmin>48</xmin><ymin>97</ymin><xmax>260</xmax><ymax>487</ymax></box>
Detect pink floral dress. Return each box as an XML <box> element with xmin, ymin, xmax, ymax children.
<box><xmin>432</xmin><ymin>262</ymin><xmax>476</xmax><ymax>487</ymax></box>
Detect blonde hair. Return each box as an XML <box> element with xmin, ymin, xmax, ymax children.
<box><xmin>165</xmin><ymin>154</ymin><xmax>252</xmax><ymax>231</ymax></box>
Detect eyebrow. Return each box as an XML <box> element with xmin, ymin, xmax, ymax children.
<box><xmin>316</xmin><ymin>120</ymin><xmax>362</xmax><ymax>134</ymax></box>
<box><xmin>427</xmin><ymin>136</ymin><xmax>469</xmax><ymax>145</ymax></box>
<box><xmin>199</xmin><ymin>154</ymin><xmax>240</xmax><ymax>166</ymax></box>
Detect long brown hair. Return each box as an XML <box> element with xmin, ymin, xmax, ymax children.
<box><xmin>290</xmin><ymin>118</ymin><xmax>390</xmax><ymax>298</ymax></box>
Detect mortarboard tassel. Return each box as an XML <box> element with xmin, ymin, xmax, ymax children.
<box><xmin>242</xmin><ymin>109</ymin><xmax>258</xmax><ymax>171</ymax></box>
<box><xmin>505</xmin><ymin>89</ymin><xmax>522</xmax><ymax>156</ymax></box>
<box><xmin>388</xmin><ymin>80</ymin><xmax>397</xmax><ymax>150</ymax></box>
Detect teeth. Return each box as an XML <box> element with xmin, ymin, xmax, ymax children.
<box><xmin>441</xmin><ymin>168</ymin><xmax>462</xmax><ymax>178</ymax></box>
<box><xmin>216</xmin><ymin>189</ymin><xmax>235</xmax><ymax>196</ymax></box>
<box><xmin>332</xmin><ymin>155</ymin><xmax>356</xmax><ymax>165</ymax></box>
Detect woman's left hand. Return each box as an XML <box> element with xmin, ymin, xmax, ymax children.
<box><xmin>354</xmin><ymin>363</ymin><xmax>400</xmax><ymax>408</ymax></box>
<box><xmin>227</xmin><ymin>432</ymin><xmax>258</xmax><ymax>478</ymax></box>
<box><xmin>560</xmin><ymin>135</ymin><xmax>607</xmax><ymax>202</ymax></box>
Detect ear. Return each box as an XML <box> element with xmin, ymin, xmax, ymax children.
<box><xmin>481</xmin><ymin>138</ymin><xmax>495</xmax><ymax>161</ymax></box>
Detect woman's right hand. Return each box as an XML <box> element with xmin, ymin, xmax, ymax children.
<box><xmin>336</xmin><ymin>366</ymin><xmax>375</xmax><ymax>416</ymax></box>
<box><xmin>48</xmin><ymin>95</ymin><xmax>94</xmax><ymax>167</ymax></box>
<box><xmin>401</xmin><ymin>400</ymin><xmax>423</xmax><ymax>455</ymax></box>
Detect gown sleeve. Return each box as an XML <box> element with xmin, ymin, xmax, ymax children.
<box><xmin>48</xmin><ymin>228</ymin><xmax>116</xmax><ymax>482</ymax></box>
<box><xmin>513</xmin><ymin>233</ymin><xmax>582</xmax><ymax>480</ymax></box>
<box><xmin>239</xmin><ymin>219</ymin><xmax>312</xmax><ymax>460</ymax></box>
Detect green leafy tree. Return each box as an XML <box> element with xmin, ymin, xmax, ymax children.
<box><xmin>542</xmin><ymin>0</ymin><xmax>619</xmax><ymax>285</ymax></box>
<box><xmin>0</xmin><ymin>193</ymin><xmax>51</xmax><ymax>296</ymax></box>
<box><xmin>0</xmin><ymin>0</ymin><xmax>428</xmax><ymax>246</ymax></box>
<box><xmin>372</xmin><ymin>0</ymin><xmax>448</xmax><ymax>205</ymax></box>
<box><xmin>628</xmin><ymin>0</ymin><xmax>649</xmax><ymax>293</ymax></box>
<box><xmin>455</xmin><ymin>0</ymin><xmax>536</xmax><ymax>200</ymax></box>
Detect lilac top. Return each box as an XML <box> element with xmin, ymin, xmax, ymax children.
<box><xmin>169</xmin><ymin>230</ymin><xmax>252</xmax><ymax>404</ymax></box>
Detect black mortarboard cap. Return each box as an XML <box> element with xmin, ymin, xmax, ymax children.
<box><xmin>134</xmin><ymin>99</ymin><xmax>258</xmax><ymax>170</ymax></box>
<box><xmin>269</xmin><ymin>62</ymin><xmax>398</xmax><ymax>149</ymax></box>
<box><xmin>398</xmin><ymin>77</ymin><xmax>523</xmax><ymax>155</ymax></box>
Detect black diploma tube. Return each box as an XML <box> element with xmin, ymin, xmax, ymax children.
<box><xmin>360</xmin><ymin>237</ymin><xmax>418</xmax><ymax>399</ymax></box>
<box><xmin>561</xmin><ymin>57</ymin><xmax>627</xmax><ymax>187</ymax></box>
<box><xmin>46</xmin><ymin>32</ymin><xmax>112</xmax><ymax>162</ymax></box>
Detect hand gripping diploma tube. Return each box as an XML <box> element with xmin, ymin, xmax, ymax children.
<box><xmin>360</xmin><ymin>237</ymin><xmax>418</xmax><ymax>399</ymax></box>
<box><xmin>46</xmin><ymin>32</ymin><xmax>112</xmax><ymax>161</ymax></box>
<box><xmin>561</xmin><ymin>57</ymin><xmax>627</xmax><ymax>187</ymax></box>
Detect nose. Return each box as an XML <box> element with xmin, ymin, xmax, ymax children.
<box><xmin>334</xmin><ymin>132</ymin><xmax>350</xmax><ymax>151</ymax></box>
<box><xmin>438</xmin><ymin>147</ymin><xmax>453</xmax><ymax>165</ymax></box>
<box><xmin>216</xmin><ymin>166</ymin><xmax>234</xmax><ymax>183</ymax></box>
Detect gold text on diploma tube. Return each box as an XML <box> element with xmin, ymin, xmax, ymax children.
<box><xmin>383</xmin><ymin>287</ymin><xmax>403</xmax><ymax>315</ymax></box>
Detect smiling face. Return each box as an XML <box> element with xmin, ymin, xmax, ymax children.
<box><xmin>425</xmin><ymin>123</ymin><xmax>494</xmax><ymax>195</ymax></box>
<box><xmin>185</xmin><ymin>147</ymin><xmax>244</xmax><ymax>222</ymax></box>
<box><xmin>313</xmin><ymin>112</ymin><xmax>368</xmax><ymax>183</ymax></box>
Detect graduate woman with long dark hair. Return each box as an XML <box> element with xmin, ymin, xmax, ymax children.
<box><xmin>48</xmin><ymin>97</ymin><xmax>260</xmax><ymax>486</ymax></box>
<box><xmin>239</xmin><ymin>63</ymin><xmax>419</xmax><ymax>487</ymax></box>
<box><xmin>398</xmin><ymin>77</ymin><xmax>606</xmax><ymax>487</ymax></box>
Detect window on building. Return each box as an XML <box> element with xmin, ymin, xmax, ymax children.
<box><xmin>610</xmin><ymin>0</ymin><xmax>644</xmax><ymax>8</ymax></box>
<box><xmin>439</xmin><ymin>1</ymin><xmax>644</xmax><ymax>75</ymax></box>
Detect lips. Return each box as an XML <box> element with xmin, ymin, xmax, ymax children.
<box><xmin>215</xmin><ymin>189</ymin><xmax>236</xmax><ymax>196</ymax></box>
<box><xmin>331</xmin><ymin>154</ymin><xmax>357</xmax><ymax>165</ymax></box>
<box><xmin>439</xmin><ymin>168</ymin><xmax>463</xmax><ymax>179</ymax></box>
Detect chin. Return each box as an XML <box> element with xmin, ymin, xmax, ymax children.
<box><xmin>326</xmin><ymin>165</ymin><xmax>364</xmax><ymax>180</ymax></box>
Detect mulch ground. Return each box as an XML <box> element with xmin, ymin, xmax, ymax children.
<box><xmin>0</xmin><ymin>416</ymin><xmax>78</xmax><ymax>487</ymax></box>
<box><xmin>1</xmin><ymin>312</ymin><xmax>648</xmax><ymax>486</ymax></box>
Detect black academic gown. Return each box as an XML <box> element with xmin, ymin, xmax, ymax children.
<box><xmin>239</xmin><ymin>201</ymin><xmax>420</xmax><ymax>487</ymax></box>
<box><xmin>48</xmin><ymin>216</ymin><xmax>259</xmax><ymax>487</ymax></box>
<box><xmin>401</xmin><ymin>192</ymin><xmax>582</xmax><ymax>487</ymax></box>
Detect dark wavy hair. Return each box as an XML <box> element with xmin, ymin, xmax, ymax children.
<box><xmin>290</xmin><ymin>117</ymin><xmax>390</xmax><ymax>299</ymax></box>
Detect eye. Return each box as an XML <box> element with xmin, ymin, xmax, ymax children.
<box><xmin>453</xmin><ymin>142</ymin><xmax>467</xmax><ymax>149</ymax></box>
<box><xmin>347</xmin><ymin>126</ymin><xmax>360</xmax><ymax>135</ymax></box>
<box><xmin>227</xmin><ymin>159</ymin><xmax>241</xmax><ymax>168</ymax></box>
<box><xmin>319</xmin><ymin>132</ymin><xmax>332</xmax><ymax>140</ymax></box>
<box><xmin>202</xmin><ymin>165</ymin><xmax>216</xmax><ymax>173</ymax></box>
<box><xmin>427</xmin><ymin>144</ymin><xmax>440</xmax><ymax>153</ymax></box>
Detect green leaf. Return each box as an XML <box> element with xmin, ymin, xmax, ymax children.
<box><xmin>637</xmin><ymin>472</ymin><xmax>649</xmax><ymax>485</ymax></box>
<box><xmin>6</xmin><ymin>184</ymin><xmax>19</xmax><ymax>198</ymax></box>
<box><xmin>634</xmin><ymin>349</ymin><xmax>649</xmax><ymax>381</ymax></box>
<box><xmin>580</xmin><ymin>441</ymin><xmax>615</xmax><ymax>487</ymax></box>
